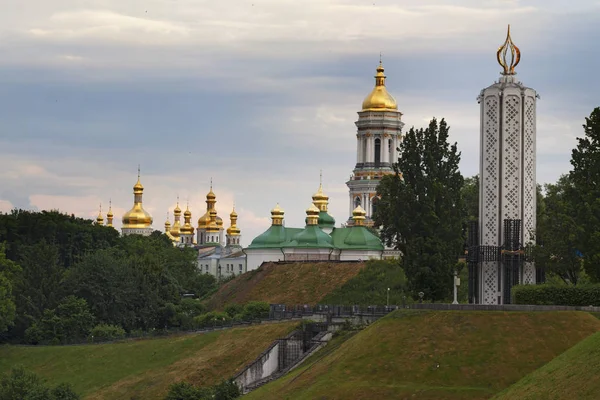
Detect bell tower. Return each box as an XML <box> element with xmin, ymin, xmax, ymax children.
<box><xmin>346</xmin><ymin>59</ymin><xmax>404</xmax><ymax>226</ymax></box>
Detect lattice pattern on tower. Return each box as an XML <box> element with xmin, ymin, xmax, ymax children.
<box><xmin>523</xmin><ymin>97</ymin><xmax>536</xmax><ymax>243</ymax></box>
<box><xmin>483</xmin><ymin>261</ymin><xmax>498</xmax><ymax>304</ymax></box>
<box><xmin>482</xmin><ymin>96</ymin><xmax>500</xmax><ymax>246</ymax></box>
<box><xmin>502</xmin><ymin>96</ymin><xmax>521</xmax><ymax>222</ymax></box>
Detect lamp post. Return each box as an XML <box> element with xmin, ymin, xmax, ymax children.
<box><xmin>418</xmin><ymin>292</ymin><xmax>424</xmax><ymax>304</ymax></box>
<box><xmin>387</xmin><ymin>287</ymin><xmax>390</xmax><ymax>308</ymax></box>
<box><xmin>452</xmin><ymin>270</ymin><xmax>460</xmax><ymax>305</ymax></box>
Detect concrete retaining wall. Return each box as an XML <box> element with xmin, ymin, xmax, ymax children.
<box><xmin>407</xmin><ymin>303</ymin><xmax>600</xmax><ymax>312</ymax></box>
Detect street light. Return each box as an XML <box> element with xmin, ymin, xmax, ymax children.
<box><xmin>387</xmin><ymin>287</ymin><xmax>390</xmax><ymax>308</ymax></box>
<box><xmin>418</xmin><ymin>292</ymin><xmax>424</xmax><ymax>303</ymax></box>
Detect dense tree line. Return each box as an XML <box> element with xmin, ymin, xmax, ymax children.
<box><xmin>0</xmin><ymin>210</ymin><xmax>218</xmax><ymax>343</ymax></box>
<box><xmin>375</xmin><ymin>108</ymin><xmax>600</xmax><ymax>299</ymax></box>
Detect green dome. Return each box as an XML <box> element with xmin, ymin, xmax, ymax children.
<box><xmin>318</xmin><ymin>211</ymin><xmax>335</xmax><ymax>228</ymax></box>
<box><xmin>248</xmin><ymin>225</ymin><xmax>287</xmax><ymax>248</ymax></box>
<box><xmin>344</xmin><ymin>226</ymin><xmax>384</xmax><ymax>250</ymax></box>
<box><xmin>289</xmin><ymin>226</ymin><xmax>333</xmax><ymax>248</ymax></box>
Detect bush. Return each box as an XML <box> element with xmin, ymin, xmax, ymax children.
<box><xmin>224</xmin><ymin>303</ymin><xmax>244</xmax><ymax>318</ymax></box>
<box><xmin>240</xmin><ymin>301</ymin><xmax>269</xmax><ymax>320</ymax></box>
<box><xmin>164</xmin><ymin>382</ymin><xmax>212</xmax><ymax>400</ymax></box>
<box><xmin>0</xmin><ymin>366</ymin><xmax>80</xmax><ymax>399</ymax></box>
<box><xmin>193</xmin><ymin>312</ymin><xmax>231</xmax><ymax>328</ymax></box>
<box><xmin>89</xmin><ymin>324</ymin><xmax>126</xmax><ymax>342</ymax></box>
<box><xmin>512</xmin><ymin>284</ymin><xmax>600</xmax><ymax>306</ymax></box>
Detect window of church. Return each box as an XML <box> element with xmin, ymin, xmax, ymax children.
<box><xmin>354</xmin><ymin>196</ymin><xmax>361</xmax><ymax>208</ymax></box>
<box><xmin>374</xmin><ymin>138</ymin><xmax>381</xmax><ymax>167</ymax></box>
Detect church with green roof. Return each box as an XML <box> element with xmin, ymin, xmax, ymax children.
<box><xmin>244</xmin><ymin>182</ymin><xmax>385</xmax><ymax>271</ymax></box>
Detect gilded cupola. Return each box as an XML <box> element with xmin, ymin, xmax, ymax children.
<box><xmin>180</xmin><ymin>203</ymin><xmax>195</xmax><ymax>235</ymax></box>
<box><xmin>165</xmin><ymin>213</ymin><xmax>171</xmax><ymax>232</ymax></box>
<box><xmin>106</xmin><ymin>200</ymin><xmax>114</xmax><ymax>227</ymax></box>
<box><xmin>305</xmin><ymin>204</ymin><xmax>320</xmax><ymax>226</ymax></box>
<box><xmin>271</xmin><ymin>203</ymin><xmax>284</xmax><ymax>226</ymax></box>
<box><xmin>361</xmin><ymin>60</ymin><xmax>398</xmax><ymax>111</ymax></box>
<box><xmin>352</xmin><ymin>205</ymin><xmax>367</xmax><ymax>226</ymax></box>
<box><xmin>227</xmin><ymin>206</ymin><xmax>241</xmax><ymax>236</ymax></box>
<box><xmin>95</xmin><ymin>204</ymin><xmax>104</xmax><ymax>226</ymax></box>
<box><xmin>198</xmin><ymin>183</ymin><xmax>223</xmax><ymax>229</ymax></box>
<box><xmin>121</xmin><ymin>168</ymin><xmax>153</xmax><ymax>229</ymax></box>
<box><xmin>497</xmin><ymin>24</ymin><xmax>521</xmax><ymax>75</ymax></box>
<box><xmin>170</xmin><ymin>200</ymin><xmax>182</xmax><ymax>239</ymax></box>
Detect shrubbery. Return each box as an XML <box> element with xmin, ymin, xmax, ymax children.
<box><xmin>89</xmin><ymin>324</ymin><xmax>126</xmax><ymax>342</ymax></box>
<box><xmin>164</xmin><ymin>380</ymin><xmax>240</xmax><ymax>400</ymax></box>
<box><xmin>512</xmin><ymin>284</ymin><xmax>600</xmax><ymax>306</ymax></box>
<box><xmin>0</xmin><ymin>366</ymin><xmax>79</xmax><ymax>399</ymax></box>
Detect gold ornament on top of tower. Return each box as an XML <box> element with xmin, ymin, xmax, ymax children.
<box><xmin>121</xmin><ymin>167</ymin><xmax>153</xmax><ymax>229</ymax></box>
<box><xmin>497</xmin><ymin>24</ymin><xmax>521</xmax><ymax>75</ymax></box>
<box><xmin>352</xmin><ymin>205</ymin><xmax>367</xmax><ymax>226</ymax></box>
<box><xmin>227</xmin><ymin>206</ymin><xmax>241</xmax><ymax>236</ymax></box>
<box><xmin>106</xmin><ymin>200</ymin><xmax>114</xmax><ymax>227</ymax></box>
<box><xmin>180</xmin><ymin>203</ymin><xmax>195</xmax><ymax>235</ymax></box>
<box><xmin>312</xmin><ymin>171</ymin><xmax>330</xmax><ymax>212</ymax></box>
<box><xmin>96</xmin><ymin>203</ymin><xmax>104</xmax><ymax>225</ymax></box>
<box><xmin>361</xmin><ymin>58</ymin><xmax>398</xmax><ymax>111</ymax></box>
<box><xmin>306</xmin><ymin>204</ymin><xmax>320</xmax><ymax>225</ymax></box>
<box><xmin>271</xmin><ymin>203</ymin><xmax>284</xmax><ymax>226</ymax></box>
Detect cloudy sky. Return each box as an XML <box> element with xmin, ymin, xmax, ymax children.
<box><xmin>0</xmin><ymin>0</ymin><xmax>599</xmax><ymax>245</ymax></box>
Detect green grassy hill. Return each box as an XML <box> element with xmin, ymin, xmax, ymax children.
<box><xmin>205</xmin><ymin>261</ymin><xmax>365</xmax><ymax>310</ymax></box>
<box><xmin>0</xmin><ymin>322</ymin><xmax>297</xmax><ymax>400</ymax></box>
<box><xmin>492</xmin><ymin>330</ymin><xmax>600</xmax><ymax>400</ymax></box>
<box><xmin>246</xmin><ymin>310</ymin><xmax>600</xmax><ymax>400</ymax></box>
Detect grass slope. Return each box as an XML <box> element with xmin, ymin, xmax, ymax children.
<box><xmin>0</xmin><ymin>322</ymin><xmax>296</xmax><ymax>400</ymax></box>
<box><xmin>492</xmin><ymin>330</ymin><xmax>600</xmax><ymax>400</ymax></box>
<box><xmin>206</xmin><ymin>261</ymin><xmax>365</xmax><ymax>310</ymax></box>
<box><xmin>247</xmin><ymin>310</ymin><xmax>600</xmax><ymax>400</ymax></box>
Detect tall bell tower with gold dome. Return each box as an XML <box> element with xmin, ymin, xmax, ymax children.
<box><xmin>346</xmin><ymin>60</ymin><xmax>404</xmax><ymax>226</ymax></box>
<box><xmin>121</xmin><ymin>167</ymin><xmax>154</xmax><ymax>236</ymax></box>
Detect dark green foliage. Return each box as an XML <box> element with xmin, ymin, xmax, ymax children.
<box><xmin>194</xmin><ymin>311</ymin><xmax>231</xmax><ymax>328</ymax></box>
<box><xmin>0</xmin><ymin>209</ymin><xmax>119</xmax><ymax>268</ymax></box>
<box><xmin>24</xmin><ymin>296</ymin><xmax>95</xmax><ymax>344</ymax></box>
<box><xmin>512</xmin><ymin>284</ymin><xmax>600</xmax><ymax>306</ymax></box>
<box><xmin>569</xmin><ymin>107</ymin><xmax>600</xmax><ymax>282</ymax></box>
<box><xmin>0</xmin><ymin>366</ymin><xmax>79</xmax><ymax>400</ymax></box>
<box><xmin>320</xmin><ymin>259</ymin><xmax>409</xmax><ymax>305</ymax></box>
<box><xmin>0</xmin><ymin>209</ymin><xmax>218</xmax><ymax>343</ymax></box>
<box><xmin>533</xmin><ymin>175</ymin><xmax>584</xmax><ymax>284</ymax></box>
<box><xmin>164</xmin><ymin>380</ymin><xmax>240</xmax><ymax>400</ymax></box>
<box><xmin>224</xmin><ymin>303</ymin><xmax>244</xmax><ymax>318</ymax></box>
<box><xmin>375</xmin><ymin>118</ymin><xmax>464</xmax><ymax>301</ymax></box>
<box><xmin>89</xmin><ymin>324</ymin><xmax>126</xmax><ymax>342</ymax></box>
<box><xmin>461</xmin><ymin>175</ymin><xmax>479</xmax><ymax>224</ymax></box>
<box><xmin>240</xmin><ymin>301</ymin><xmax>270</xmax><ymax>320</ymax></box>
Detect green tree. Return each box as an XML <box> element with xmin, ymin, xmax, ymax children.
<box><xmin>461</xmin><ymin>175</ymin><xmax>479</xmax><ymax>224</ymax></box>
<box><xmin>0</xmin><ymin>244</ymin><xmax>20</xmax><ymax>333</ymax></box>
<box><xmin>569</xmin><ymin>107</ymin><xmax>600</xmax><ymax>281</ymax></box>
<box><xmin>374</xmin><ymin>118</ymin><xmax>464</xmax><ymax>301</ymax></box>
<box><xmin>0</xmin><ymin>366</ymin><xmax>79</xmax><ymax>399</ymax></box>
<box><xmin>533</xmin><ymin>175</ymin><xmax>583</xmax><ymax>284</ymax></box>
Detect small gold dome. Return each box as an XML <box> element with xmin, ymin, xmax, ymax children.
<box><xmin>271</xmin><ymin>203</ymin><xmax>284</xmax><ymax>216</ymax></box>
<box><xmin>352</xmin><ymin>205</ymin><xmax>367</xmax><ymax>226</ymax></box>
<box><xmin>133</xmin><ymin>179</ymin><xmax>144</xmax><ymax>193</ymax></box>
<box><xmin>361</xmin><ymin>62</ymin><xmax>398</xmax><ymax>111</ymax></box>
<box><xmin>207</xmin><ymin>189</ymin><xmax>216</xmax><ymax>200</ymax></box>
<box><xmin>306</xmin><ymin>204</ymin><xmax>320</xmax><ymax>215</ymax></box>
<box><xmin>174</xmin><ymin>203</ymin><xmax>181</xmax><ymax>215</ymax></box>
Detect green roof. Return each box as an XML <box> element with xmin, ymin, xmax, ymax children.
<box><xmin>248</xmin><ymin>225</ymin><xmax>302</xmax><ymax>249</ymax></box>
<box><xmin>248</xmin><ymin>223</ymin><xmax>383</xmax><ymax>251</ymax></box>
<box><xmin>331</xmin><ymin>226</ymin><xmax>384</xmax><ymax>251</ymax></box>
<box><xmin>286</xmin><ymin>225</ymin><xmax>334</xmax><ymax>248</ymax></box>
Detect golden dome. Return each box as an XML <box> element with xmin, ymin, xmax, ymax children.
<box><xmin>352</xmin><ymin>205</ymin><xmax>367</xmax><ymax>226</ymax></box>
<box><xmin>361</xmin><ymin>62</ymin><xmax>398</xmax><ymax>111</ymax></box>
<box><xmin>306</xmin><ymin>204</ymin><xmax>320</xmax><ymax>225</ymax></box>
<box><xmin>165</xmin><ymin>213</ymin><xmax>171</xmax><ymax>230</ymax></box>
<box><xmin>122</xmin><ymin>204</ymin><xmax>153</xmax><ymax>228</ymax></box>
<box><xmin>122</xmin><ymin>171</ymin><xmax>153</xmax><ymax>229</ymax></box>
<box><xmin>96</xmin><ymin>204</ymin><xmax>104</xmax><ymax>225</ymax></box>
<box><xmin>180</xmin><ymin>205</ymin><xmax>195</xmax><ymax>235</ymax></box>
<box><xmin>271</xmin><ymin>203</ymin><xmax>284</xmax><ymax>226</ymax></box>
<box><xmin>227</xmin><ymin>207</ymin><xmax>241</xmax><ymax>236</ymax></box>
<box><xmin>174</xmin><ymin>202</ymin><xmax>181</xmax><ymax>216</ymax></box>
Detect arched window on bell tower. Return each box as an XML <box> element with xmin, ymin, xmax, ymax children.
<box><xmin>388</xmin><ymin>139</ymin><xmax>393</xmax><ymax>165</ymax></box>
<box><xmin>354</xmin><ymin>196</ymin><xmax>361</xmax><ymax>208</ymax></box>
<box><xmin>372</xmin><ymin>196</ymin><xmax>379</xmax><ymax>217</ymax></box>
<box><xmin>374</xmin><ymin>138</ymin><xmax>381</xmax><ymax>167</ymax></box>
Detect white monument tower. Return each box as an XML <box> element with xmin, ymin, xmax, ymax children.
<box><xmin>346</xmin><ymin>59</ymin><xmax>404</xmax><ymax>225</ymax></box>
<box><xmin>476</xmin><ymin>26</ymin><xmax>538</xmax><ymax>305</ymax></box>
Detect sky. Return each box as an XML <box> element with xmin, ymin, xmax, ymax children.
<box><xmin>0</xmin><ymin>0</ymin><xmax>599</xmax><ymax>246</ymax></box>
